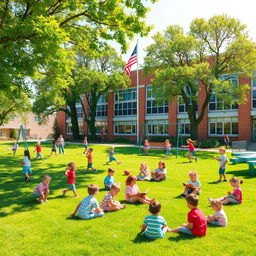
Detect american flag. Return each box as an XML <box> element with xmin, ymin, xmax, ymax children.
<box><xmin>124</xmin><ymin>44</ymin><xmax>137</xmax><ymax>76</ymax></box>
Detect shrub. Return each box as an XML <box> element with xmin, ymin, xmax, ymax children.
<box><xmin>109</xmin><ymin>137</ymin><xmax>133</xmax><ymax>144</ymax></box>
<box><xmin>53</xmin><ymin>119</ymin><xmax>62</xmax><ymax>140</ymax></box>
<box><xmin>10</xmin><ymin>129</ymin><xmax>17</xmax><ymax>139</ymax></box>
<box><xmin>198</xmin><ymin>138</ymin><xmax>221</xmax><ymax>148</ymax></box>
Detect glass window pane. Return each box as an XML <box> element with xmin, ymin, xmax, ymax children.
<box><xmin>217</xmin><ymin>123</ymin><xmax>223</xmax><ymax>134</ymax></box>
<box><xmin>210</xmin><ymin>123</ymin><xmax>215</xmax><ymax>134</ymax></box>
<box><xmin>232</xmin><ymin>122</ymin><xmax>238</xmax><ymax>134</ymax></box>
<box><xmin>224</xmin><ymin>122</ymin><xmax>230</xmax><ymax>134</ymax></box>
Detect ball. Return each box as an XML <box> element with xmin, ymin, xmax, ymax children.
<box><xmin>124</xmin><ymin>170</ymin><xmax>130</xmax><ymax>176</ymax></box>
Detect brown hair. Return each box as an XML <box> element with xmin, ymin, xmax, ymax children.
<box><xmin>185</xmin><ymin>194</ymin><xmax>199</xmax><ymax>207</ymax></box>
<box><xmin>68</xmin><ymin>162</ymin><xmax>76</xmax><ymax>169</ymax></box>
<box><xmin>108</xmin><ymin>168</ymin><xmax>115</xmax><ymax>173</ymax></box>
<box><xmin>126</xmin><ymin>175</ymin><xmax>137</xmax><ymax>186</ymax></box>
<box><xmin>149</xmin><ymin>201</ymin><xmax>161</xmax><ymax>214</ymax></box>
<box><xmin>187</xmin><ymin>139</ymin><xmax>196</xmax><ymax>145</ymax></box>
<box><xmin>158</xmin><ymin>161</ymin><xmax>166</xmax><ymax>169</ymax></box>
<box><xmin>88</xmin><ymin>184</ymin><xmax>99</xmax><ymax>195</ymax></box>
<box><xmin>111</xmin><ymin>183</ymin><xmax>121</xmax><ymax>192</ymax></box>
<box><xmin>229</xmin><ymin>176</ymin><xmax>243</xmax><ymax>185</ymax></box>
<box><xmin>210</xmin><ymin>199</ymin><xmax>222</xmax><ymax>209</ymax></box>
<box><xmin>188</xmin><ymin>170</ymin><xmax>198</xmax><ymax>179</ymax></box>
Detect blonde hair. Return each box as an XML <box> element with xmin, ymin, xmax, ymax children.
<box><xmin>188</xmin><ymin>170</ymin><xmax>198</xmax><ymax>179</ymax></box>
<box><xmin>165</xmin><ymin>139</ymin><xmax>169</xmax><ymax>143</ymax></box>
<box><xmin>219</xmin><ymin>147</ymin><xmax>226</xmax><ymax>152</ymax></box>
<box><xmin>210</xmin><ymin>199</ymin><xmax>222</xmax><ymax>209</ymax></box>
<box><xmin>187</xmin><ymin>139</ymin><xmax>196</xmax><ymax>144</ymax></box>
<box><xmin>43</xmin><ymin>175</ymin><xmax>51</xmax><ymax>181</ymax></box>
<box><xmin>140</xmin><ymin>162</ymin><xmax>147</xmax><ymax>170</ymax></box>
<box><xmin>230</xmin><ymin>176</ymin><xmax>243</xmax><ymax>185</ymax></box>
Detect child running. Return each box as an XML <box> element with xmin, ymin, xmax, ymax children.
<box><xmin>137</xmin><ymin>163</ymin><xmax>150</xmax><ymax>181</ymax></box>
<box><xmin>106</xmin><ymin>146</ymin><xmax>121</xmax><ymax>165</ymax></box>
<box><xmin>181</xmin><ymin>170</ymin><xmax>201</xmax><ymax>198</ymax></box>
<box><xmin>34</xmin><ymin>141</ymin><xmax>44</xmax><ymax>160</ymax></box>
<box><xmin>181</xmin><ymin>139</ymin><xmax>197</xmax><ymax>163</ymax></box>
<box><xmin>141</xmin><ymin>201</ymin><xmax>171</xmax><ymax>239</ymax></box>
<box><xmin>33</xmin><ymin>175</ymin><xmax>51</xmax><ymax>204</ymax></box>
<box><xmin>104</xmin><ymin>168</ymin><xmax>115</xmax><ymax>190</ymax></box>
<box><xmin>164</xmin><ymin>139</ymin><xmax>172</xmax><ymax>158</ymax></box>
<box><xmin>83</xmin><ymin>136</ymin><xmax>88</xmax><ymax>154</ymax></box>
<box><xmin>206</xmin><ymin>200</ymin><xmax>228</xmax><ymax>227</ymax></box>
<box><xmin>143</xmin><ymin>139</ymin><xmax>150</xmax><ymax>156</ymax></box>
<box><xmin>100</xmin><ymin>183</ymin><xmax>126</xmax><ymax>212</ymax></box>
<box><xmin>151</xmin><ymin>161</ymin><xmax>167</xmax><ymax>182</ymax></box>
<box><xmin>62</xmin><ymin>162</ymin><xmax>78</xmax><ymax>197</ymax></box>
<box><xmin>213</xmin><ymin>147</ymin><xmax>228</xmax><ymax>182</ymax></box>
<box><xmin>21</xmin><ymin>149</ymin><xmax>32</xmax><ymax>182</ymax></box>
<box><xmin>70</xmin><ymin>184</ymin><xmax>104</xmax><ymax>220</ymax></box>
<box><xmin>8</xmin><ymin>142</ymin><xmax>18</xmax><ymax>155</ymax></box>
<box><xmin>171</xmin><ymin>194</ymin><xmax>207</xmax><ymax>237</ymax></box>
<box><xmin>50</xmin><ymin>140</ymin><xmax>57</xmax><ymax>157</ymax></box>
<box><xmin>86</xmin><ymin>148</ymin><xmax>97</xmax><ymax>173</ymax></box>
<box><xmin>125</xmin><ymin>176</ymin><xmax>154</xmax><ymax>204</ymax></box>
<box><xmin>208</xmin><ymin>177</ymin><xmax>243</xmax><ymax>205</ymax></box>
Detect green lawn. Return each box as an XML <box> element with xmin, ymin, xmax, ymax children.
<box><xmin>0</xmin><ymin>142</ymin><xmax>256</xmax><ymax>256</ymax></box>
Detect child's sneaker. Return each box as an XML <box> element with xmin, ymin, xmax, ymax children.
<box><xmin>195</xmin><ymin>157</ymin><xmax>198</xmax><ymax>162</ymax></box>
<box><xmin>93</xmin><ymin>169</ymin><xmax>97</xmax><ymax>174</ymax></box>
<box><xmin>208</xmin><ymin>196</ymin><xmax>213</xmax><ymax>203</ymax></box>
<box><xmin>223</xmin><ymin>179</ymin><xmax>228</xmax><ymax>182</ymax></box>
<box><xmin>180</xmin><ymin>193</ymin><xmax>186</xmax><ymax>198</ymax></box>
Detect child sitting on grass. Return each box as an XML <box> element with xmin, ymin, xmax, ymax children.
<box><xmin>206</xmin><ymin>200</ymin><xmax>227</xmax><ymax>227</ymax></box>
<box><xmin>151</xmin><ymin>161</ymin><xmax>167</xmax><ymax>182</ymax></box>
<box><xmin>86</xmin><ymin>148</ymin><xmax>97</xmax><ymax>173</ymax></box>
<box><xmin>62</xmin><ymin>162</ymin><xmax>78</xmax><ymax>197</ymax></box>
<box><xmin>21</xmin><ymin>150</ymin><xmax>32</xmax><ymax>182</ymax></box>
<box><xmin>125</xmin><ymin>176</ymin><xmax>154</xmax><ymax>204</ymax></box>
<box><xmin>141</xmin><ymin>201</ymin><xmax>171</xmax><ymax>239</ymax></box>
<box><xmin>100</xmin><ymin>183</ymin><xmax>126</xmax><ymax>212</ymax></box>
<box><xmin>181</xmin><ymin>170</ymin><xmax>201</xmax><ymax>198</ymax></box>
<box><xmin>136</xmin><ymin>163</ymin><xmax>150</xmax><ymax>181</ymax></box>
<box><xmin>34</xmin><ymin>141</ymin><xmax>44</xmax><ymax>160</ymax></box>
<box><xmin>171</xmin><ymin>194</ymin><xmax>207</xmax><ymax>237</ymax></box>
<box><xmin>164</xmin><ymin>139</ymin><xmax>172</xmax><ymax>158</ymax></box>
<box><xmin>213</xmin><ymin>147</ymin><xmax>228</xmax><ymax>182</ymax></box>
<box><xmin>33</xmin><ymin>175</ymin><xmax>51</xmax><ymax>204</ymax></box>
<box><xmin>143</xmin><ymin>139</ymin><xmax>150</xmax><ymax>156</ymax></box>
<box><xmin>106</xmin><ymin>146</ymin><xmax>121</xmax><ymax>165</ymax></box>
<box><xmin>104</xmin><ymin>168</ymin><xmax>115</xmax><ymax>190</ymax></box>
<box><xmin>208</xmin><ymin>176</ymin><xmax>243</xmax><ymax>205</ymax></box>
<box><xmin>70</xmin><ymin>184</ymin><xmax>104</xmax><ymax>220</ymax></box>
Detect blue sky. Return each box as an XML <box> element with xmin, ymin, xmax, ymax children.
<box><xmin>116</xmin><ymin>0</ymin><xmax>256</xmax><ymax>68</ymax></box>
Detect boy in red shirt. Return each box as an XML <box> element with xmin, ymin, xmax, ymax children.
<box><xmin>34</xmin><ymin>141</ymin><xmax>44</xmax><ymax>160</ymax></box>
<box><xmin>171</xmin><ymin>194</ymin><xmax>207</xmax><ymax>237</ymax></box>
<box><xmin>62</xmin><ymin>162</ymin><xmax>78</xmax><ymax>197</ymax></box>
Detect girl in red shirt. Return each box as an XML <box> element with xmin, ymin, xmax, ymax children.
<box><xmin>181</xmin><ymin>139</ymin><xmax>197</xmax><ymax>163</ymax></box>
<box><xmin>34</xmin><ymin>141</ymin><xmax>44</xmax><ymax>160</ymax></box>
<box><xmin>62</xmin><ymin>162</ymin><xmax>78</xmax><ymax>197</ymax></box>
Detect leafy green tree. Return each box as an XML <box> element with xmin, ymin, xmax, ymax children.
<box><xmin>144</xmin><ymin>15</ymin><xmax>256</xmax><ymax>139</ymax></box>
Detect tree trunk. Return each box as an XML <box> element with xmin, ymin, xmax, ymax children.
<box><xmin>190</xmin><ymin>123</ymin><xmax>199</xmax><ymax>140</ymax></box>
<box><xmin>87</xmin><ymin>94</ymin><xmax>98</xmax><ymax>140</ymax></box>
<box><xmin>68</xmin><ymin>101</ymin><xmax>80</xmax><ymax>140</ymax></box>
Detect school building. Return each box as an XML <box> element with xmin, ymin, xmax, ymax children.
<box><xmin>56</xmin><ymin>70</ymin><xmax>256</xmax><ymax>143</ymax></box>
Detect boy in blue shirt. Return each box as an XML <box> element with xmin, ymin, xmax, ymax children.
<box><xmin>104</xmin><ymin>168</ymin><xmax>115</xmax><ymax>190</ymax></box>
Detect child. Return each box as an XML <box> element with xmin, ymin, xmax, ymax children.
<box><xmin>21</xmin><ymin>149</ymin><xmax>32</xmax><ymax>182</ymax></box>
<box><xmin>104</xmin><ymin>168</ymin><xmax>115</xmax><ymax>190</ymax></box>
<box><xmin>181</xmin><ymin>170</ymin><xmax>201</xmax><ymax>198</ymax></box>
<box><xmin>125</xmin><ymin>176</ymin><xmax>153</xmax><ymax>204</ymax></box>
<box><xmin>86</xmin><ymin>148</ymin><xmax>97</xmax><ymax>173</ymax></box>
<box><xmin>151</xmin><ymin>161</ymin><xmax>167</xmax><ymax>182</ymax></box>
<box><xmin>137</xmin><ymin>163</ymin><xmax>150</xmax><ymax>181</ymax></box>
<box><xmin>62</xmin><ymin>162</ymin><xmax>78</xmax><ymax>197</ymax></box>
<box><xmin>34</xmin><ymin>141</ymin><xmax>44</xmax><ymax>160</ymax></box>
<box><xmin>141</xmin><ymin>201</ymin><xmax>171</xmax><ymax>239</ymax></box>
<box><xmin>70</xmin><ymin>184</ymin><xmax>104</xmax><ymax>220</ymax></box>
<box><xmin>83</xmin><ymin>136</ymin><xmax>88</xmax><ymax>154</ymax></box>
<box><xmin>206</xmin><ymin>200</ymin><xmax>228</xmax><ymax>227</ymax></box>
<box><xmin>33</xmin><ymin>175</ymin><xmax>51</xmax><ymax>203</ymax></box>
<box><xmin>143</xmin><ymin>139</ymin><xmax>150</xmax><ymax>156</ymax></box>
<box><xmin>100</xmin><ymin>183</ymin><xmax>126</xmax><ymax>211</ymax></box>
<box><xmin>181</xmin><ymin>139</ymin><xmax>197</xmax><ymax>163</ymax></box>
<box><xmin>106</xmin><ymin>146</ymin><xmax>121</xmax><ymax>165</ymax></box>
<box><xmin>164</xmin><ymin>139</ymin><xmax>172</xmax><ymax>158</ymax></box>
<box><xmin>50</xmin><ymin>140</ymin><xmax>57</xmax><ymax>157</ymax></box>
<box><xmin>208</xmin><ymin>176</ymin><xmax>243</xmax><ymax>205</ymax></box>
<box><xmin>213</xmin><ymin>148</ymin><xmax>228</xmax><ymax>182</ymax></box>
<box><xmin>8</xmin><ymin>142</ymin><xmax>18</xmax><ymax>155</ymax></box>
<box><xmin>171</xmin><ymin>194</ymin><xmax>207</xmax><ymax>237</ymax></box>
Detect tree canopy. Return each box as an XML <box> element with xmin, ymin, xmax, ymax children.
<box><xmin>144</xmin><ymin>15</ymin><xmax>256</xmax><ymax>138</ymax></box>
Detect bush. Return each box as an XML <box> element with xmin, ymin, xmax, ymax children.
<box><xmin>198</xmin><ymin>138</ymin><xmax>221</xmax><ymax>148</ymax></box>
<box><xmin>147</xmin><ymin>136</ymin><xmax>188</xmax><ymax>146</ymax></box>
<box><xmin>53</xmin><ymin>119</ymin><xmax>61</xmax><ymax>140</ymax></box>
<box><xmin>10</xmin><ymin>129</ymin><xmax>17</xmax><ymax>139</ymax></box>
<box><xmin>109</xmin><ymin>137</ymin><xmax>133</xmax><ymax>144</ymax></box>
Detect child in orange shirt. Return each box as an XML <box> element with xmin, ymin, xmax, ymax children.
<box><xmin>86</xmin><ymin>148</ymin><xmax>97</xmax><ymax>173</ymax></box>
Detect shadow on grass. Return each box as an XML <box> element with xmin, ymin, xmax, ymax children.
<box><xmin>132</xmin><ymin>232</ymin><xmax>155</xmax><ymax>243</ymax></box>
<box><xmin>168</xmin><ymin>233</ymin><xmax>199</xmax><ymax>241</ymax></box>
<box><xmin>226</xmin><ymin>169</ymin><xmax>256</xmax><ymax>179</ymax></box>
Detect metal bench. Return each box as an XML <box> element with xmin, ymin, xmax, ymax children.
<box><xmin>247</xmin><ymin>160</ymin><xmax>256</xmax><ymax>176</ymax></box>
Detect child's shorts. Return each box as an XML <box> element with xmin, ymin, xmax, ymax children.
<box><xmin>37</xmin><ymin>153</ymin><xmax>42</xmax><ymax>157</ymax></box>
<box><xmin>51</xmin><ymin>148</ymin><xmax>56</xmax><ymax>152</ymax></box>
<box><xmin>33</xmin><ymin>192</ymin><xmax>41</xmax><ymax>197</ymax></box>
<box><xmin>144</xmin><ymin>146</ymin><xmax>150</xmax><ymax>150</ymax></box>
<box><xmin>219</xmin><ymin>168</ymin><xmax>226</xmax><ymax>174</ymax></box>
<box><xmin>109</xmin><ymin>156</ymin><xmax>117</xmax><ymax>162</ymax></box>
<box><xmin>165</xmin><ymin>149</ymin><xmax>171</xmax><ymax>155</ymax></box>
<box><xmin>68</xmin><ymin>184</ymin><xmax>76</xmax><ymax>191</ymax></box>
<box><xmin>22</xmin><ymin>166</ymin><xmax>32</xmax><ymax>174</ymax></box>
<box><xmin>178</xmin><ymin>227</ymin><xmax>193</xmax><ymax>235</ymax></box>
<box><xmin>87</xmin><ymin>163</ymin><xmax>93</xmax><ymax>168</ymax></box>
<box><xmin>190</xmin><ymin>150</ymin><xmax>195</xmax><ymax>156</ymax></box>
<box><xmin>227</xmin><ymin>196</ymin><xmax>240</xmax><ymax>204</ymax></box>
<box><xmin>211</xmin><ymin>220</ymin><xmax>223</xmax><ymax>226</ymax></box>
<box><xmin>84</xmin><ymin>144</ymin><xmax>88</xmax><ymax>149</ymax></box>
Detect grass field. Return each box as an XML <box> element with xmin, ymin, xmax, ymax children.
<box><xmin>0</xmin><ymin>141</ymin><xmax>256</xmax><ymax>256</ymax></box>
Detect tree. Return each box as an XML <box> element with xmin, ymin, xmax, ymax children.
<box><xmin>144</xmin><ymin>15</ymin><xmax>256</xmax><ymax>138</ymax></box>
<box><xmin>0</xmin><ymin>0</ymin><xmax>156</xmax><ymax>96</ymax></box>
<box><xmin>0</xmin><ymin>91</ymin><xmax>31</xmax><ymax>126</ymax></box>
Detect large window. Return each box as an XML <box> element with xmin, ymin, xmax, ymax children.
<box><xmin>96</xmin><ymin>96</ymin><xmax>108</xmax><ymax>117</ymax></box>
<box><xmin>208</xmin><ymin>94</ymin><xmax>238</xmax><ymax>111</ymax></box>
<box><xmin>146</xmin><ymin>120</ymin><xmax>168</xmax><ymax>135</ymax></box>
<box><xmin>146</xmin><ymin>86</ymin><xmax>168</xmax><ymax>115</ymax></box>
<box><xmin>95</xmin><ymin>121</ymin><xmax>107</xmax><ymax>134</ymax></box>
<box><xmin>178</xmin><ymin>97</ymin><xmax>198</xmax><ymax>113</ymax></box>
<box><xmin>114</xmin><ymin>88</ymin><xmax>137</xmax><ymax>116</ymax></box>
<box><xmin>66</xmin><ymin>122</ymin><xmax>83</xmax><ymax>135</ymax></box>
<box><xmin>208</xmin><ymin>119</ymin><xmax>238</xmax><ymax>136</ymax></box>
<box><xmin>67</xmin><ymin>105</ymin><xmax>83</xmax><ymax>119</ymax></box>
<box><xmin>114</xmin><ymin>121</ymin><xmax>136</xmax><ymax>135</ymax></box>
<box><xmin>178</xmin><ymin>120</ymin><xmax>191</xmax><ymax>135</ymax></box>
<box><xmin>252</xmin><ymin>75</ymin><xmax>256</xmax><ymax>109</ymax></box>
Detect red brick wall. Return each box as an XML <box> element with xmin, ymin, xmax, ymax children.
<box><xmin>56</xmin><ymin>111</ymin><xmax>66</xmax><ymax>137</ymax></box>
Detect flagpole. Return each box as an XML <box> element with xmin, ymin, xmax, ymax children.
<box><xmin>136</xmin><ymin>39</ymin><xmax>139</xmax><ymax>145</ymax></box>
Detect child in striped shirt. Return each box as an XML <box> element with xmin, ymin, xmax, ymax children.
<box><xmin>141</xmin><ymin>201</ymin><xmax>171</xmax><ymax>239</ymax></box>
<box><xmin>100</xmin><ymin>183</ymin><xmax>125</xmax><ymax>212</ymax></box>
